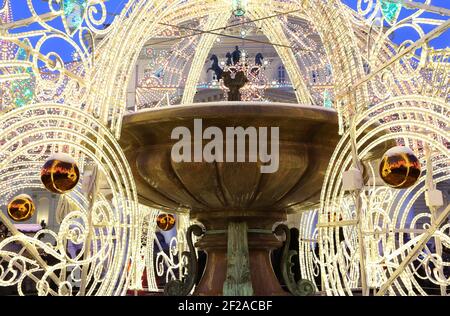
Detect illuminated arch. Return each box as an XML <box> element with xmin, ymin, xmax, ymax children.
<box><xmin>181</xmin><ymin>12</ymin><xmax>233</xmax><ymax>105</ymax></box>
<box><xmin>88</xmin><ymin>0</ymin><xmax>367</xmax><ymax>138</ymax></box>
<box><xmin>180</xmin><ymin>1</ymin><xmax>314</xmax><ymax>105</ymax></box>
<box><xmin>318</xmin><ymin>95</ymin><xmax>449</xmax><ymax>295</ymax></box>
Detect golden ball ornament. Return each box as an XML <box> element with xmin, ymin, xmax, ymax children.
<box><xmin>40</xmin><ymin>153</ymin><xmax>80</xmax><ymax>194</ymax></box>
<box><xmin>156</xmin><ymin>213</ymin><xmax>176</xmax><ymax>231</ymax></box>
<box><xmin>379</xmin><ymin>146</ymin><xmax>421</xmax><ymax>189</ymax></box>
<box><xmin>7</xmin><ymin>194</ymin><xmax>35</xmax><ymax>222</ymax></box>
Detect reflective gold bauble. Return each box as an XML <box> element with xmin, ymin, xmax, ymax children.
<box><xmin>7</xmin><ymin>194</ymin><xmax>35</xmax><ymax>222</ymax></box>
<box><xmin>379</xmin><ymin>146</ymin><xmax>421</xmax><ymax>189</ymax></box>
<box><xmin>156</xmin><ymin>213</ymin><xmax>176</xmax><ymax>231</ymax></box>
<box><xmin>40</xmin><ymin>153</ymin><xmax>80</xmax><ymax>194</ymax></box>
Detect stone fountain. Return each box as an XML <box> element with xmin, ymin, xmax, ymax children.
<box><xmin>119</xmin><ymin>102</ymin><xmax>386</xmax><ymax>296</ymax></box>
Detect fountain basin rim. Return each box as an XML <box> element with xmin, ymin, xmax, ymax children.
<box><xmin>122</xmin><ymin>102</ymin><xmax>338</xmax><ymax>125</ymax></box>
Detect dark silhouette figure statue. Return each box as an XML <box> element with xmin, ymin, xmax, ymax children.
<box><xmin>231</xmin><ymin>46</ymin><xmax>241</xmax><ymax>65</ymax></box>
<box><xmin>249</xmin><ymin>53</ymin><xmax>264</xmax><ymax>76</ymax></box>
<box><xmin>206</xmin><ymin>48</ymin><xmax>253</xmax><ymax>101</ymax></box>
<box><xmin>225</xmin><ymin>52</ymin><xmax>233</xmax><ymax>66</ymax></box>
<box><xmin>207</xmin><ymin>54</ymin><xmax>223</xmax><ymax>80</ymax></box>
<box><xmin>223</xmin><ymin>70</ymin><xmax>248</xmax><ymax>101</ymax></box>
<box><xmin>255</xmin><ymin>53</ymin><xmax>264</xmax><ymax>66</ymax></box>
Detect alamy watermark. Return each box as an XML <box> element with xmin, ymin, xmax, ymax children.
<box><xmin>171</xmin><ymin>119</ymin><xmax>279</xmax><ymax>173</ymax></box>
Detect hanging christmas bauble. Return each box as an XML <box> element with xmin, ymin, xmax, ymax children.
<box><xmin>379</xmin><ymin>146</ymin><xmax>421</xmax><ymax>189</ymax></box>
<box><xmin>41</xmin><ymin>153</ymin><xmax>80</xmax><ymax>194</ymax></box>
<box><xmin>7</xmin><ymin>194</ymin><xmax>35</xmax><ymax>222</ymax></box>
<box><xmin>156</xmin><ymin>213</ymin><xmax>176</xmax><ymax>231</ymax></box>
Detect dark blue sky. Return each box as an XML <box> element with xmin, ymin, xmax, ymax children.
<box><xmin>4</xmin><ymin>0</ymin><xmax>449</xmax><ymax>62</ymax></box>
<box><xmin>342</xmin><ymin>0</ymin><xmax>449</xmax><ymax>49</ymax></box>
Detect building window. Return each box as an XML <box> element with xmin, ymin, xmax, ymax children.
<box><xmin>312</xmin><ymin>70</ymin><xmax>318</xmax><ymax>83</ymax></box>
<box><xmin>278</xmin><ymin>65</ymin><xmax>286</xmax><ymax>83</ymax></box>
<box><xmin>363</xmin><ymin>62</ymin><xmax>371</xmax><ymax>75</ymax></box>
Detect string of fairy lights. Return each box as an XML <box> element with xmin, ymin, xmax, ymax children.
<box><xmin>133</xmin><ymin>4</ymin><xmax>337</xmax><ymax>106</ymax></box>
<box><xmin>0</xmin><ymin>0</ymin><xmax>448</xmax><ymax>296</ymax></box>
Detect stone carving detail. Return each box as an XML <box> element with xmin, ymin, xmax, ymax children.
<box><xmin>164</xmin><ymin>224</ymin><xmax>205</xmax><ymax>296</ymax></box>
<box><xmin>274</xmin><ymin>224</ymin><xmax>316</xmax><ymax>296</ymax></box>
<box><xmin>223</xmin><ymin>222</ymin><xmax>253</xmax><ymax>296</ymax></box>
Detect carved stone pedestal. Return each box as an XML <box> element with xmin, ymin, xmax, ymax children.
<box><xmin>194</xmin><ymin>223</ymin><xmax>286</xmax><ymax>296</ymax></box>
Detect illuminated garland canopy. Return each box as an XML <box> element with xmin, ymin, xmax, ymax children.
<box><xmin>0</xmin><ymin>0</ymin><xmax>448</xmax><ymax>296</ymax></box>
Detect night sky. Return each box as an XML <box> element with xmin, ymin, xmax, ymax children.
<box><xmin>4</xmin><ymin>0</ymin><xmax>450</xmax><ymax>62</ymax></box>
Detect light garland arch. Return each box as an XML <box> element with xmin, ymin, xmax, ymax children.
<box><xmin>89</xmin><ymin>0</ymin><xmax>368</xmax><ymax>137</ymax></box>
<box><xmin>0</xmin><ymin>103</ymin><xmax>139</xmax><ymax>296</ymax></box>
<box><xmin>317</xmin><ymin>95</ymin><xmax>449</xmax><ymax>296</ymax></box>
<box><xmin>0</xmin><ymin>0</ymin><xmax>447</xmax><ymax>297</ymax></box>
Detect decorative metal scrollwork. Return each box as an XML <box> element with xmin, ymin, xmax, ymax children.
<box><xmin>164</xmin><ymin>224</ymin><xmax>205</xmax><ymax>296</ymax></box>
<box><xmin>274</xmin><ymin>224</ymin><xmax>316</xmax><ymax>296</ymax></box>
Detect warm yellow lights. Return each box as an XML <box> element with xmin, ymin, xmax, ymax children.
<box><xmin>0</xmin><ymin>0</ymin><xmax>448</xmax><ymax>296</ymax></box>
